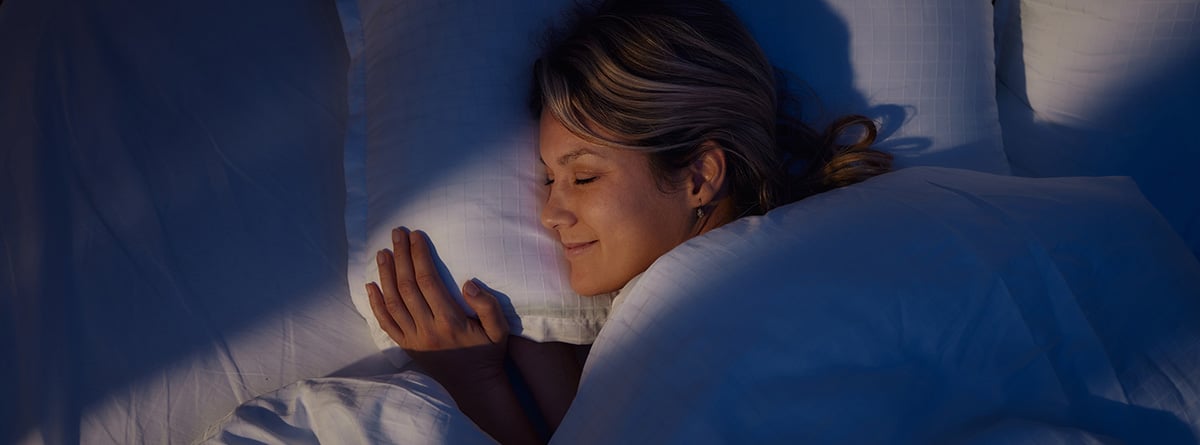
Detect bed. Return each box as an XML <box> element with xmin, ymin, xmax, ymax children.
<box><xmin>2</xmin><ymin>0</ymin><xmax>1198</xmax><ymax>444</ymax></box>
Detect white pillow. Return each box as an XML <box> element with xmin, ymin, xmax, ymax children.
<box><xmin>993</xmin><ymin>0</ymin><xmax>1200</xmax><ymax>258</ymax></box>
<box><xmin>728</xmin><ymin>0</ymin><xmax>1011</xmax><ymax>174</ymax></box>
<box><xmin>339</xmin><ymin>0</ymin><xmax>615</xmax><ymax>367</ymax></box>
<box><xmin>336</xmin><ymin>0</ymin><xmax>1012</xmax><ymax>365</ymax></box>
<box><xmin>559</xmin><ymin>167</ymin><xmax>1200</xmax><ymax>443</ymax></box>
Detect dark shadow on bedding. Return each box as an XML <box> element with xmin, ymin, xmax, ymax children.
<box><xmin>728</xmin><ymin>0</ymin><xmax>923</xmax><ymax>162</ymax></box>
<box><xmin>995</xmin><ymin>0</ymin><xmax>1200</xmax><ymax>259</ymax></box>
<box><xmin>1</xmin><ymin>0</ymin><xmax>373</xmax><ymax>442</ymax></box>
<box><xmin>940</xmin><ymin>394</ymin><xmax>1197</xmax><ymax>444</ymax></box>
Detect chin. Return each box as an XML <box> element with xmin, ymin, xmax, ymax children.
<box><xmin>570</xmin><ymin>281</ymin><xmax>612</xmax><ymax>297</ymax></box>
<box><xmin>569</xmin><ymin>273</ymin><xmax>621</xmax><ymax>297</ymax></box>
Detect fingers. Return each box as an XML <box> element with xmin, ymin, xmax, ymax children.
<box><xmin>366</xmin><ymin>282</ymin><xmax>409</xmax><ymax>344</ymax></box>
<box><xmin>463</xmin><ymin>278</ymin><xmax>509</xmax><ymax>344</ymax></box>
<box><xmin>407</xmin><ymin>229</ymin><xmax>467</xmax><ymax>324</ymax></box>
<box><xmin>371</xmin><ymin>228</ymin><xmax>509</xmax><ymax>351</ymax></box>
<box><xmin>373</xmin><ymin>247</ymin><xmax>418</xmax><ymax>335</ymax></box>
<box><xmin>385</xmin><ymin>228</ymin><xmax>435</xmax><ymax>324</ymax></box>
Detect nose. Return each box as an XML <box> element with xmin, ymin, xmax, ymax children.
<box><xmin>540</xmin><ymin>188</ymin><xmax>576</xmax><ymax>231</ymax></box>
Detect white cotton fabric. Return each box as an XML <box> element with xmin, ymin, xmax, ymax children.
<box><xmin>557</xmin><ymin>166</ymin><xmax>1200</xmax><ymax>444</ymax></box>
<box><xmin>728</xmin><ymin>0</ymin><xmax>1011</xmax><ymax>174</ymax></box>
<box><xmin>200</xmin><ymin>372</ymin><xmax>496</xmax><ymax>445</ymax></box>
<box><xmin>336</xmin><ymin>0</ymin><xmax>615</xmax><ymax>368</ymax></box>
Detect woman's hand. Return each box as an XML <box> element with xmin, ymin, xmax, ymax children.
<box><xmin>366</xmin><ymin>227</ymin><xmax>510</xmax><ymax>389</ymax></box>
<box><xmin>366</xmin><ymin>228</ymin><xmax>541</xmax><ymax>444</ymax></box>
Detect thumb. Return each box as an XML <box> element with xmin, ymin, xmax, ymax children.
<box><xmin>463</xmin><ymin>278</ymin><xmax>509</xmax><ymax>344</ymax></box>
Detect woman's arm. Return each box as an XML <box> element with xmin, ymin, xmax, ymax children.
<box><xmin>366</xmin><ymin>227</ymin><xmax>540</xmax><ymax>445</ymax></box>
<box><xmin>508</xmin><ymin>337</ymin><xmax>587</xmax><ymax>434</ymax></box>
<box><xmin>424</xmin><ymin>361</ymin><xmax>540</xmax><ymax>445</ymax></box>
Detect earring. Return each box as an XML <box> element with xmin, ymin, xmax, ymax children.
<box><xmin>696</xmin><ymin>207</ymin><xmax>705</xmax><ymax>219</ymax></box>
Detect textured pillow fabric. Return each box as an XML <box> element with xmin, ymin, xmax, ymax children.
<box><xmin>336</xmin><ymin>0</ymin><xmax>1011</xmax><ymax>365</ymax></box>
<box><xmin>728</xmin><ymin>0</ymin><xmax>1011</xmax><ymax>174</ymax></box>
<box><xmin>993</xmin><ymin>0</ymin><xmax>1200</xmax><ymax>258</ymax></box>
<box><xmin>338</xmin><ymin>0</ymin><xmax>614</xmax><ymax>366</ymax></box>
<box><xmin>558</xmin><ymin>167</ymin><xmax>1200</xmax><ymax>443</ymax></box>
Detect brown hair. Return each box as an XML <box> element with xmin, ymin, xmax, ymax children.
<box><xmin>530</xmin><ymin>0</ymin><xmax>892</xmax><ymax>218</ymax></box>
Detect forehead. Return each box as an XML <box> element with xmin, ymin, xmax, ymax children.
<box><xmin>538</xmin><ymin>113</ymin><xmax>606</xmax><ymax>163</ymax></box>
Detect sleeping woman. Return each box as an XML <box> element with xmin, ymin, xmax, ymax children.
<box><xmin>364</xmin><ymin>0</ymin><xmax>892</xmax><ymax>443</ymax></box>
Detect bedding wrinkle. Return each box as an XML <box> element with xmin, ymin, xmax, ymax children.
<box><xmin>11</xmin><ymin>16</ymin><xmax>85</xmax><ymax>443</ymax></box>
<box><xmin>65</xmin><ymin>99</ymin><xmax>261</xmax><ymax>407</ymax></box>
<box><xmin>929</xmin><ymin>181</ymin><xmax>1156</xmax><ymax>438</ymax></box>
<box><xmin>1139</xmin><ymin>353</ymin><xmax>1193</xmax><ymax>426</ymax></box>
<box><xmin>281</xmin><ymin>314</ymin><xmax>296</xmax><ymax>381</ymax></box>
<box><xmin>1119</xmin><ymin>321</ymin><xmax>1200</xmax><ymax>424</ymax></box>
<box><xmin>1027</xmin><ymin>244</ymin><xmax>1125</xmax><ymax>403</ymax></box>
<box><xmin>1033</xmin><ymin>250</ymin><xmax>1131</xmax><ymax>406</ymax></box>
<box><xmin>52</xmin><ymin>0</ymin><xmax>216</xmax><ymax>341</ymax></box>
<box><xmin>184</xmin><ymin>110</ymin><xmax>275</xmax><ymax>203</ymax></box>
<box><xmin>908</xmin><ymin>182</ymin><xmax>1080</xmax><ymax>396</ymax></box>
<box><xmin>931</xmin><ymin>280</ymin><xmax>997</xmax><ymax>374</ymax></box>
<box><xmin>88</xmin><ymin>392</ymin><xmax>128</xmax><ymax>445</ymax></box>
<box><xmin>211</xmin><ymin>335</ymin><xmax>252</xmax><ymax>404</ymax></box>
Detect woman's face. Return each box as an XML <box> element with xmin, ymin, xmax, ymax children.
<box><xmin>539</xmin><ymin>113</ymin><xmax>695</xmax><ymax>296</ymax></box>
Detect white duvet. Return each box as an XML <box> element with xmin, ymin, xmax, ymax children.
<box><xmin>206</xmin><ymin>372</ymin><xmax>493</xmax><ymax>445</ymax></box>
<box><xmin>206</xmin><ymin>167</ymin><xmax>1200</xmax><ymax>444</ymax></box>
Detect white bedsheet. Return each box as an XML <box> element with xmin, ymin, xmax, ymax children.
<box><xmin>203</xmin><ymin>372</ymin><xmax>494</xmax><ymax>445</ymax></box>
<box><xmin>0</xmin><ymin>0</ymin><xmax>395</xmax><ymax>442</ymax></box>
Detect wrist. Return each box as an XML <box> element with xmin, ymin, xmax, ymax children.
<box><xmin>407</xmin><ymin>348</ymin><xmax>507</xmax><ymax>395</ymax></box>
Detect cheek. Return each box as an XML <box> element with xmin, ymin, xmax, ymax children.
<box><xmin>605</xmin><ymin>189</ymin><xmax>690</xmax><ymax>265</ymax></box>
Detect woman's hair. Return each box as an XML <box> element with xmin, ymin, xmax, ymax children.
<box><xmin>530</xmin><ymin>0</ymin><xmax>893</xmax><ymax>218</ymax></box>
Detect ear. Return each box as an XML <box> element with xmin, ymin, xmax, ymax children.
<box><xmin>687</xmin><ymin>141</ymin><xmax>727</xmax><ymax>207</ymax></box>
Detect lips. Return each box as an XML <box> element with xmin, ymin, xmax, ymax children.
<box><xmin>563</xmin><ymin>240</ymin><xmax>597</xmax><ymax>257</ymax></box>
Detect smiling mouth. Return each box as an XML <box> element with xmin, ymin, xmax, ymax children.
<box><xmin>563</xmin><ymin>241</ymin><xmax>597</xmax><ymax>257</ymax></box>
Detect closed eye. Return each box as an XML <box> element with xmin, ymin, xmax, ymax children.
<box><xmin>544</xmin><ymin>177</ymin><xmax>596</xmax><ymax>186</ymax></box>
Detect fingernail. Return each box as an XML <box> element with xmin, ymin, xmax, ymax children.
<box><xmin>464</xmin><ymin>279</ymin><xmax>479</xmax><ymax>297</ymax></box>
<box><xmin>376</xmin><ymin>250</ymin><xmax>386</xmax><ymax>264</ymax></box>
<box><xmin>364</xmin><ymin>283</ymin><xmax>374</xmax><ymax>295</ymax></box>
<box><xmin>392</xmin><ymin>228</ymin><xmax>402</xmax><ymax>243</ymax></box>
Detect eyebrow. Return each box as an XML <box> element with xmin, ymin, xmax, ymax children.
<box><xmin>539</xmin><ymin>147</ymin><xmax>605</xmax><ymax>167</ymax></box>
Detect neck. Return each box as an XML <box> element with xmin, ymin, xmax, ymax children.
<box><xmin>695</xmin><ymin>198</ymin><xmax>738</xmax><ymax>236</ymax></box>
